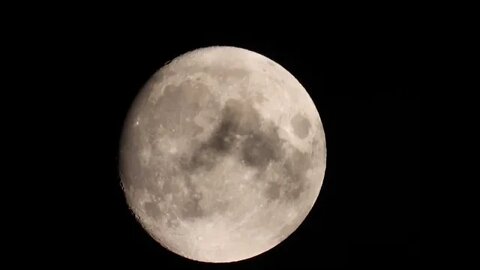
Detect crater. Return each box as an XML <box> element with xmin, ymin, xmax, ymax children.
<box><xmin>291</xmin><ymin>113</ymin><xmax>311</xmax><ymax>139</ymax></box>
<box><xmin>144</xmin><ymin>201</ymin><xmax>162</xmax><ymax>220</ymax></box>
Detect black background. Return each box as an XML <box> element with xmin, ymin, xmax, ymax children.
<box><xmin>22</xmin><ymin>12</ymin><xmax>436</xmax><ymax>268</ymax></box>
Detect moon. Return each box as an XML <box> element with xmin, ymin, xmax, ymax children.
<box><xmin>119</xmin><ymin>46</ymin><xmax>326</xmax><ymax>263</ymax></box>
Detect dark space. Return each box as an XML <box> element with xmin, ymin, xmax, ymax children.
<box><xmin>24</xmin><ymin>14</ymin><xmax>437</xmax><ymax>268</ymax></box>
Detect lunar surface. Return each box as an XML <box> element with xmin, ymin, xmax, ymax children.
<box><xmin>119</xmin><ymin>46</ymin><xmax>326</xmax><ymax>262</ymax></box>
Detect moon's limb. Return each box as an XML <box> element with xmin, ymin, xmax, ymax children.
<box><xmin>119</xmin><ymin>46</ymin><xmax>326</xmax><ymax>262</ymax></box>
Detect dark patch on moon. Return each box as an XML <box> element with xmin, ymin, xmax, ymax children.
<box><xmin>291</xmin><ymin>113</ymin><xmax>311</xmax><ymax>139</ymax></box>
<box><xmin>180</xmin><ymin>97</ymin><xmax>312</xmax><ymax>205</ymax></box>
<box><xmin>182</xmin><ymin>147</ymin><xmax>217</xmax><ymax>172</ymax></box>
<box><xmin>144</xmin><ymin>201</ymin><xmax>162</xmax><ymax>219</ymax></box>
<box><xmin>175</xmin><ymin>97</ymin><xmax>297</xmax><ymax>219</ymax></box>
<box><xmin>206</xmin><ymin>116</ymin><xmax>238</xmax><ymax>153</ymax></box>
<box><xmin>180</xmin><ymin>99</ymin><xmax>250</xmax><ymax>173</ymax></box>
<box><xmin>241</xmin><ymin>132</ymin><xmax>281</xmax><ymax>168</ymax></box>
<box><xmin>282</xmin><ymin>148</ymin><xmax>312</xmax><ymax>201</ymax></box>
<box><xmin>221</xmin><ymin>99</ymin><xmax>262</xmax><ymax>135</ymax></box>
<box><xmin>265</xmin><ymin>182</ymin><xmax>281</xmax><ymax>200</ymax></box>
<box><xmin>184</xmin><ymin>98</ymin><xmax>283</xmax><ymax>174</ymax></box>
<box><xmin>261</xmin><ymin>147</ymin><xmax>313</xmax><ymax>202</ymax></box>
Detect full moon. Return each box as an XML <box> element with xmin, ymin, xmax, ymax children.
<box><xmin>119</xmin><ymin>46</ymin><xmax>326</xmax><ymax>262</ymax></box>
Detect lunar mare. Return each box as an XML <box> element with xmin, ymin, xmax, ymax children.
<box><xmin>119</xmin><ymin>46</ymin><xmax>326</xmax><ymax>262</ymax></box>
